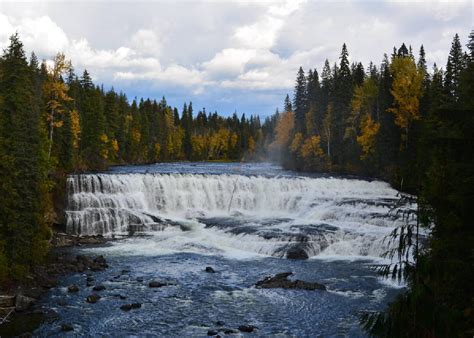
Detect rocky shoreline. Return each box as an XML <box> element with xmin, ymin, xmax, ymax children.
<box><xmin>0</xmin><ymin>232</ymin><xmax>109</xmax><ymax>336</ymax></box>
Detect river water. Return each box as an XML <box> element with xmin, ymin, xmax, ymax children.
<box><xmin>35</xmin><ymin>162</ymin><xmax>412</xmax><ymax>336</ymax></box>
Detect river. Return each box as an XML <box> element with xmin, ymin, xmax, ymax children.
<box><xmin>35</xmin><ymin>162</ymin><xmax>412</xmax><ymax>336</ymax></box>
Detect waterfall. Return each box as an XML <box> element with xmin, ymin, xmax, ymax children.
<box><xmin>66</xmin><ymin>173</ymin><xmax>415</xmax><ymax>258</ymax></box>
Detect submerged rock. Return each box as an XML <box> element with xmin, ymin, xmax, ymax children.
<box><xmin>61</xmin><ymin>324</ymin><xmax>74</xmax><ymax>332</ymax></box>
<box><xmin>255</xmin><ymin>272</ymin><xmax>326</xmax><ymax>291</ymax></box>
<box><xmin>207</xmin><ymin>329</ymin><xmax>218</xmax><ymax>336</ymax></box>
<box><xmin>120</xmin><ymin>303</ymin><xmax>142</xmax><ymax>311</ymax></box>
<box><xmin>204</xmin><ymin>266</ymin><xmax>216</xmax><ymax>273</ymax></box>
<box><xmin>238</xmin><ymin>325</ymin><xmax>256</xmax><ymax>333</ymax></box>
<box><xmin>148</xmin><ymin>280</ymin><xmax>175</xmax><ymax>288</ymax></box>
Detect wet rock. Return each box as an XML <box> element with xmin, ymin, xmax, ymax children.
<box><xmin>238</xmin><ymin>325</ymin><xmax>256</xmax><ymax>333</ymax></box>
<box><xmin>120</xmin><ymin>303</ymin><xmax>142</xmax><ymax>311</ymax></box>
<box><xmin>255</xmin><ymin>272</ymin><xmax>326</xmax><ymax>291</ymax></box>
<box><xmin>86</xmin><ymin>281</ymin><xmax>94</xmax><ymax>287</ymax></box>
<box><xmin>86</xmin><ymin>294</ymin><xmax>101</xmax><ymax>303</ymax></box>
<box><xmin>207</xmin><ymin>329</ymin><xmax>218</xmax><ymax>336</ymax></box>
<box><xmin>215</xmin><ymin>320</ymin><xmax>225</xmax><ymax>326</ymax></box>
<box><xmin>67</xmin><ymin>284</ymin><xmax>79</xmax><ymax>293</ymax></box>
<box><xmin>121</xmin><ymin>269</ymin><xmax>130</xmax><ymax>274</ymax></box>
<box><xmin>92</xmin><ymin>285</ymin><xmax>106</xmax><ymax>291</ymax></box>
<box><xmin>19</xmin><ymin>332</ymin><xmax>33</xmax><ymax>338</ymax></box>
<box><xmin>204</xmin><ymin>266</ymin><xmax>216</xmax><ymax>273</ymax></box>
<box><xmin>61</xmin><ymin>324</ymin><xmax>74</xmax><ymax>332</ymax></box>
<box><xmin>0</xmin><ymin>295</ymin><xmax>15</xmax><ymax>307</ymax></box>
<box><xmin>148</xmin><ymin>280</ymin><xmax>175</xmax><ymax>288</ymax></box>
<box><xmin>86</xmin><ymin>276</ymin><xmax>94</xmax><ymax>282</ymax></box>
<box><xmin>286</xmin><ymin>247</ymin><xmax>309</xmax><ymax>260</ymax></box>
<box><xmin>15</xmin><ymin>294</ymin><xmax>35</xmax><ymax>312</ymax></box>
<box><xmin>136</xmin><ymin>277</ymin><xmax>144</xmax><ymax>282</ymax></box>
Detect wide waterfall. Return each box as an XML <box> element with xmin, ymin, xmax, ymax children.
<box><xmin>66</xmin><ymin>171</ymin><xmax>414</xmax><ymax>259</ymax></box>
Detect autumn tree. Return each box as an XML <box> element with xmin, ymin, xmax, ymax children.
<box><xmin>387</xmin><ymin>55</ymin><xmax>423</xmax><ymax>147</ymax></box>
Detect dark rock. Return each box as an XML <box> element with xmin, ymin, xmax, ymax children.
<box><xmin>92</xmin><ymin>285</ymin><xmax>106</xmax><ymax>291</ymax></box>
<box><xmin>204</xmin><ymin>266</ymin><xmax>216</xmax><ymax>273</ymax></box>
<box><xmin>207</xmin><ymin>329</ymin><xmax>218</xmax><ymax>336</ymax></box>
<box><xmin>121</xmin><ymin>269</ymin><xmax>130</xmax><ymax>274</ymax></box>
<box><xmin>238</xmin><ymin>325</ymin><xmax>256</xmax><ymax>333</ymax></box>
<box><xmin>286</xmin><ymin>247</ymin><xmax>309</xmax><ymax>260</ymax></box>
<box><xmin>61</xmin><ymin>324</ymin><xmax>74</xmax><ymax>332</ymax></box>
<box><xmin>15</xmin><ymin>294</ymin><xmax>35</xmax><ymax>312</ymax></box>
<box><xmin>148</xmin><ymin>280</ymin><xmax>175</xmax><ymax>288</ymax></box>
<box><xmin>19</xmin><ymin>287</ymin><xmax>43</xmax><ymax>299</ymax></box>
<box><xmin>76</xmin><ymin>255</ymin><xmax>94</xmax><ymax>266</ymax></box>
<box><xmin>86</xmin><ymin>294</ymin><xmax>101</xmax><ymax>303</ymax></box>
<box><xmin>136</xmin><ymin>277</ymin><xmax>144</xmax><ymax>282</ymax></box>
<box><xmin>215</xmin><ymin>321</ymin><xmax>225</xmax><ymax>326</ymax></box>
<box><xmin>86</xmin><ymin>276</ymin><xmax>94</xmax><ymax>282</ymax></box>
<box><xmin>94</xmin><ymin>255</ymin><xmax>107</xmax><ymax>265</ymax></box>
<box><xmin>120</xmin><ymin>303</ymin><xmax>142</xmax><ymax>311</ymax></box>
<box><xmin>255</xmin><ymin>272</ymin><xmax>326</xmax><ymax>291</ymax></box>
<box><xmin>19</xmin><ymin>333</ymin><xmax>33</xmax><ymax>338</ymax></box>
<box><xmin>67</xmin><ymin>284</ymin><xmax>79</xmax><ymax>293</ymax></box>
<box><xmin>86</xmin><ymin>281</ymin><xmax>94</xmax><ymax>287</ymax></box>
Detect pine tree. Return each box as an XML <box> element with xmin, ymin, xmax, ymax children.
<box><xmin>284</xmin><ymin>94</ymin><xmax>292</xmax><ymax>112</ymax></box>
<box><xmin>445</xmin><ymin>33</ymin><xmax>464</xmax><ymax>101</ymax></box>
<box><xmin>293</xmin><ymin>67</ymin><xmax>308</xmax><ymax>134</ymax></box>
<box><xmin>0</xmin><ymin>34</ymin><xmax>50</xmax><ymax>280</ymax></box>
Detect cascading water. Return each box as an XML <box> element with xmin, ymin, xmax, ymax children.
<box><xmin>66</xmin><ymin>169</ymin><xmax>415</xmax><ymax>260</ymax></box>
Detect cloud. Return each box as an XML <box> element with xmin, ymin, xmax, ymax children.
<box><xmin>0</xmin><ymin>0</ymin><xmax>471</xmax><ymax>116</ymax></box>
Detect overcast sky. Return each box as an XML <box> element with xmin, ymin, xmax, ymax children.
<box><xmin>0</xmin><ymin>0</ymin><xmax>472</xmax><ymax>117</ymax></box>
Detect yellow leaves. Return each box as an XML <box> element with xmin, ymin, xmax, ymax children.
<box><xmin>271</xmin><ymin>111</ymin><xmax>295</xmax><ymax>150</ymax></box>
<box><xmin>99</xmin><ymin>134</ymin><xmax>109</xmax><ymax>160</ymax></box>
<box><xmin>301</xmin><ymin>135</ymin><xmax>324</xmax><ymax>159</ymax></box>
<box><xmin>53</xmin><ymin>120</ymin><xmax>63</xmax><ymax>128</ymax></box>
<box><xmin>357</xmin><ymin>115</ymin><xmax>380</xmax><ymax>160</ymax></box>
<box><xmin>131</xmin><ymin>128</ymin><xmax>141</xmax><ymax>143</ymax></box>
<box><xmin>111</xmin><ymin>139</ymin><xmax>119</xmax><ymax>153</ymax></box>
<box><xmin>70</xmin><ymin>109</ymin><xmax>81</xmax><ymax>149</ymax></box>
<box><xmin>388</xmin><ymin>56</ymin><xmax>423</xmax><ymax>137</ymax></box>
<box><xmin>290</xmin><ymin>132</ymin><xmax>303</xmax><ymax>153</ymax></box>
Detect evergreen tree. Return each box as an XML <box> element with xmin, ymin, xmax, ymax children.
<box><xmin>293</xmin><ymin>67</ymin><xmax>308</xmax><ymax>133</ymax></box>
<box><xmin>445</xmin><ymin>33</ymin><xmax>464</xmax><ymax>101</ymax></box>
<box><xmin>0</xmin><ymin>34</ymin><xmax>50</xmax><ymax>280</ymax></box>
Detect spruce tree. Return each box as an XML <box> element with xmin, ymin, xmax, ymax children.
<box><xmin>445</xmin><ymin>33</ymin><xmax>464</xmax><ymax>101</ymax></box>
<box><xmin>293</xmin><ymin>67</ymin><xmax>308</xmax><ymax>134</ymax></box>
<box><xmin>0</xmin><ymin>34</ymin><xmax>50</xmax><ymax>280</ymax></box>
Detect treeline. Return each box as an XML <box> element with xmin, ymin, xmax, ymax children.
<box><xmin>266</xmin><ymin>32</ymin><xmax>473</xmax><ymax>336</ymax></box>
<box><xmin>266</xmin><ymin>33</ymin><xmax>472</xmax><ymax>193</ymax></box>
<box><xmin>0</xmin><ymin>34</ymin><xmax>263</xmax><ymax>283</ymax></box>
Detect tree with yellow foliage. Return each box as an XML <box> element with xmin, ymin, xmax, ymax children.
<box><xmin>387</xmin><ymin>56</ymin><xmax>424</xmax><ymax>147</ymax></box>
<box><xmin>43</xmin><ymin>53</ymin><xmax>72</xmax><ymax>159</ymax></box>
<box><xmin>357</xmin><ymin>115</ymin><xmax>380</xmax><ymax>160</ymax></box>
<box><xmin>271</xmin><ymin>111</ymin><xmax>295</xmax><ymax>151</ymax></box>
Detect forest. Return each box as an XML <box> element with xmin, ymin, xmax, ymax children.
<box><xmin>0</xmin><ymin>30</ymin><xmax>473</xmax><ymax>336</ymax></box>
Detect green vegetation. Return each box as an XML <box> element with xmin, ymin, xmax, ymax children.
<box><xmin>272</xmin><ymin>31</ymin><xmax>474</xmax><ymax>337</ymax></box>
<box><xmin>0</xmin><ymin>30</ymin><xmax>472</xmax><ymax>335</ymax></box>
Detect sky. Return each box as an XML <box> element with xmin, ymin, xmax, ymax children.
<box><xmin>0</xmin><ymin>0</ymin><xmax>472</xmax><ymax>117</ymax></box>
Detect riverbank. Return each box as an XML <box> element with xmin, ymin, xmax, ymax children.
<box><xmin>0</xmin><ymin>232</ymin><xmax>109</xmax><ymax>336</ymax></box>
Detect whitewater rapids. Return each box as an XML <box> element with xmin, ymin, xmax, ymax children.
<box><xmin>65</xmin><ymin>171</ymin><xmax>414</xmax><ymax>260</ymax></box>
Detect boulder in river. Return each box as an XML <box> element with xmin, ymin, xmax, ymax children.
<box><xmin>148</xmin><ymin>280</ymin><xmax>175</xmax><ymax>288</ymax></box>
<box><xmin>92</xmin><ymin>285</ymin><xmax>106</xmax><ymax>291</ymax></box>
<box><xmin>238</xmin><ymin>325</ymin><xmax>256</xmax><ymax>333</ymax></box>
<box><xmin>255</xmin><ymin>272</ymin><xmax>326</xmax><ymax>291</ymax></box>
<box><xmin>86</xmin><ymin>294</ymin><xmax>101</xmax><ymax>303</ymax></box>
<box><xmin>67</xmin><ymin>284</ymin><xmax>79</xmax><ymax>293</ymax></box>
<box><xmin>120</xmin><ymin>303</ymin><xmax>142</xmax><ymax>311</ymax></box>
<box><xmin>61</xmin><ymin>324</ymin><xmax>74</xmax><ymax>332</ymax></box>
<box><xmin>286</xmin><ymin>247</ymin><xmax>309</xmax><ymax>260</ymax></box>
<box><xmin>204</xmin><ymin>266</ymin><xmax>216</xmax><ymax>273</ymax></box>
